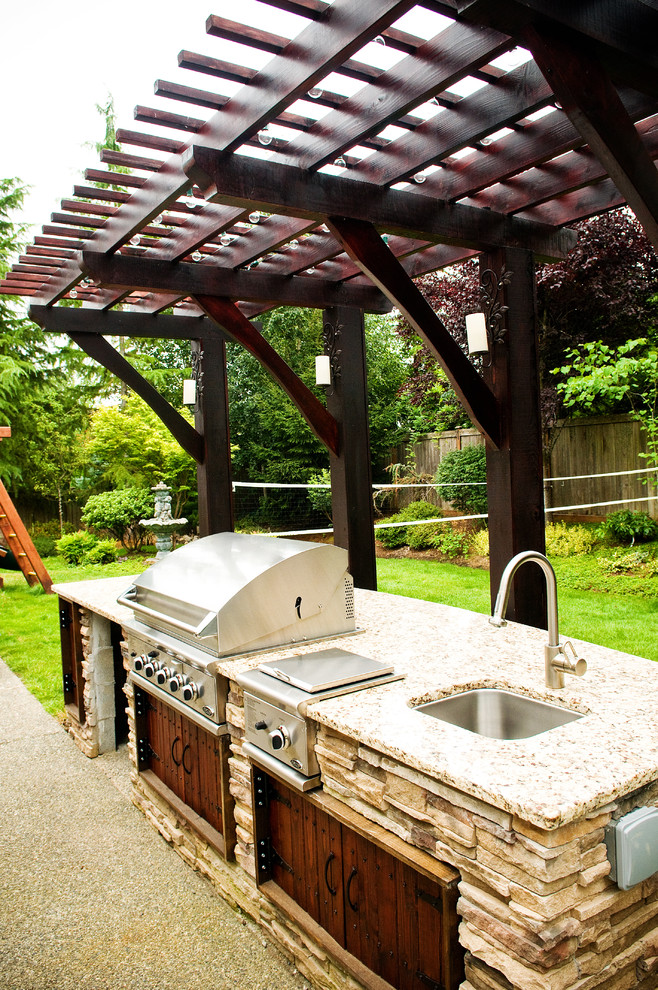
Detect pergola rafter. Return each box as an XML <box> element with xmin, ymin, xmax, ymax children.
<box><xmin>1</xmin><ymin>0</ymin><xmax>657</xmax><ymax>618</ymax></box>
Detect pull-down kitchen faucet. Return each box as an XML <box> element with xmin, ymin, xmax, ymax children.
<box><xmin>489</xmin><ymin>550</ymin><xmax>587</xmax><ymax>689</ymax></box>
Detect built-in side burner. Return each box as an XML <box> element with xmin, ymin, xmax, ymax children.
<box><xmin>239</xmin><ymin>648</ymin><xmax>403</xmax><ymax>791</ymax></box>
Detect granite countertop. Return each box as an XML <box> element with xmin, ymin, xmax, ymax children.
<box><xmin>218</xmin><ymin>589</ymin><xmax>658</xmax><ymax>830</ymax></box>
<box><xmin>53</xmin><ymin>575</ymin><xmax>138</xmax><ymax>627</ymax></box>
<box><xmin>52</xmin><ymin>578</ymin><xmax>658</xmax><ymax>830</ymax></box>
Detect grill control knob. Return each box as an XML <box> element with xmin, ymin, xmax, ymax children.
<box><xmin>155</xmin><ymin>666</ymin><xmax>173</xmax><ymax>686</ymax></box>
<box><xmin>182</xmin><ymin>681</ymin><xmax>199</xmax><ymax>702</ymax></box>
<box><xmin>143</xmin><ymin>659</ymin><xmax>164</xmax><ymax>678</ymax></box>
<box><xmin>269</xmin><ymin>726</ymin><xmax>290</xmax><ymax>751</ymax></box>
<box><xmin>168</xmin><ymin>673</ymin><xmax>188</xmax><ymax>693</ymax></box>
<box><xmin>133</xmin><ymin>654</ymin><xmax>148</xmax><ymax>671</ymax></box>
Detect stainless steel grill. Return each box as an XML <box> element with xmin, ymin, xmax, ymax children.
<box><xmin>119</xmin><ymin>533</ymin><xmax>357</xmax><ymax>735</ymax></box>
<box><xmin>118</xmin><ymin>532</ymin><xmax>355</xmax><ymax>659</ymax></box>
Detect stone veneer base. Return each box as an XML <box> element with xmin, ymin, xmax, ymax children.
<box><xmin>125</xmin><ymin>665</ymin><xmax>658</xmax><ymax>990</ymax></box>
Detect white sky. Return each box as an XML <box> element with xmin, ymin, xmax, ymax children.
<box><xmin>0</xmin><ymin>2</ymin><xmax>456</xmax><ymax>251</ymax></box>
<box><xmin>0</xmin><ymin>0</ymin><xmax>297</xmax><ymax>239</ymax></box>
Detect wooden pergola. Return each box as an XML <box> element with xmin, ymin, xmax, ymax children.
<box><xmin>3</xmin><ymin>0</ymin><xmax>657</xmax><ymax>628</ymax></box>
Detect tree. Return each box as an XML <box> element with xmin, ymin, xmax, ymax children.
<box><xmin>555</xmin><ymin>337</ymin><xmax>658</xmax><ymax>474</ymax></box>
<box><xmin>393</xmin><ymin>259</ymin><xmax>479</xmax><ymax>436</ymax></box>
<box><xmin>0</xmin><ymin>178</ymin><xmax>97</xmax><ymax>502</ymax></box>
<box><xmin>393</xmin><ymin>208</ymin><xmax>658</xmax><ymax>436</ymax></box>
<box><xmin>84</xmin><ymin>396</ymin><xmax>196</xmax><ymax>516</ymax></box>
<box><xmin>227</xmin><ymin>308</ymin><xmax>419</xmax><ymax>485</ymax></box>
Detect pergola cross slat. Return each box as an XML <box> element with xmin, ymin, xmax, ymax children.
<box><xmin>2</xmin><ymin>0</ymin><xmax>656</xmax><ymax>620</ymax></box>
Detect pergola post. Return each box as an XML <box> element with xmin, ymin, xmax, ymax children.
<box><xmin>481</xmin><ymin>246</ymin><xmax>547</xmax><ymax>627</ymax></box>
<box><xmin>193</xmin><ymin>337</ymin><xmax>234</xmax><ymax>536</ymax></box>
<box><xmin>323</xmin><ymin>306</ymin><xmax>377</xmax><ymax>590</ymax></box>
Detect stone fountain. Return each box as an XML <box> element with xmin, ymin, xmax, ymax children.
<box><xmin>140</xmin><ymin>482</ymin><xmax>188</xmax><ymax>559</ymax></box>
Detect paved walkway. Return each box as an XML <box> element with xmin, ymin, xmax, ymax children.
<box><xmin>0</xmin><ymin>659</ymin><xmax>307</xmax><ymax>990</ymax></box>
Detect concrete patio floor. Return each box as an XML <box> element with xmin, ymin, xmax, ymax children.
<box><xmin>0</xmin><ymin>658</ymin><xmax>308</xmax><ymax>990</ymax></box>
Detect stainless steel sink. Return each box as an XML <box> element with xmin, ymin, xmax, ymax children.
<box><xmin>414</xmin><ymin>688</ymin><xmax>582</xmax><ymax>740</ymax></box>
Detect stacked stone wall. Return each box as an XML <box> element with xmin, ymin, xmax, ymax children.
<box><xmin>315</xmin><ymin>725</ymin><xmax>658</xmax><ymax>990</ymax></box>
<box><xmin>120</xmin><ymin>647</ymin><xmax>658</xmax><ymax>990</ymax></box>
<box><xmin>63</xmin><ymin>606</ymin><xmax>116</xmax><ymax>757</ymax></box>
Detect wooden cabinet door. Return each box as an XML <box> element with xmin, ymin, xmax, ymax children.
<box><xmin>342</xmin><ymin>827</ymin><xmax>399</xmax><ymax>987</ymax></box>
<box><xmin>305</xmin><ymin>799</ymin><xmax>345</xmax><ymax>944</ymax></box>
<box><xmin>266</xmin><ymin>777</ymin><xmax>345</xmax><ymax>942</ymax></box>
<box><xmin>256</xmin><ymin>773</ymin><xmax>464</xmax><ymax>990</ymax></box>
<box><xmin>59</xmin><ymin>598</ymin><xmax>85</xmax><ymax>723</ymax></box>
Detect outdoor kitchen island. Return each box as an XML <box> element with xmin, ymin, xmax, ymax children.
<box><xmin>52</xmin><ymin>578</ymin><xmax>658</xmax><ymax>990</ymax></box>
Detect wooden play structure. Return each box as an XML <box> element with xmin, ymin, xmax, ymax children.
<box><xmin>0</xmin><ymin>427</ymin><xmax>52</xmax><ymax>593</ymax></box>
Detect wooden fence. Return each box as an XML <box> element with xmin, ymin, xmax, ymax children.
<box><xmin>386</xmin><ymin>415</ymin><xmax>657</xmax><ymax>519</ymax></box>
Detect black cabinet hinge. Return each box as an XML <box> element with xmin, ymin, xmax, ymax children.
<box><xmin>59</xmin><ymin>607</ymin><xmax>72</xmax><ymax>630</ymax></box>
<box><xmin>63</xmin><ymin>672</ymin><xmax>74</xmax><ymax>694</ymax></box>
<box><xmin>137</xmin><ymin>736</ymin><xmax>159</xmax><ymax>769</ymax></box>
<box><xmin>253</xmin><ymin>768</ymin><xmax>269</xmax><ymax>810</ymax></box>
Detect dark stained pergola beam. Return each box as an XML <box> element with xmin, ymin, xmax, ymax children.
<box><xmin>80</xmin><ymin>250</ymin><xmax>392</xmax><ymax>313</ymax></box>
<box><xmin>458</xmin><ymin>0</ymin><xmax>658</xmax><ymax>99</ymax></box>
<box><xmin>423</xmin><ymin>88</ymin><xmax>654</xmax><ymax>205</ymax></box>
<box><xmin>523</xmin><ymin>23</ymin><xmax>658</xmax><ymax>255</ymax></box>
<box><xmin>327</xmin><ymin>217</ymin><xmax>499</xmax><ymax>448</ymax></box>
<box><xmin>516</xmin><ymin>177</ymin><xmax>630</xmax><ymax>228</ymax></box>
<box><xmin>32</xmin><ymin>0</ymin><xmax>416</xmax><ymax>307</ymax></box>
<box><xmin>184</xmin><ymin>149</ymin><xmax>576</xmax><ymax>260</ymax></box>
<box><xmin>350</xmin><ymin>59</ymin><xmax>553</xmax><ymax>187</ymax></box>
<box><xmin>25</xmin><ymin>319</ymin><xmax>205</xmax><ymax>462</ymax></box>
<box><xmin>28</xmin><ymin>304</ymin><xmax>218</xmax><ymax>340</ymax></box>
<box><xmin>193</xmin><ymin>294</ymin><xmax>340</xmax><ymax>455</ymax></box>
<box><xmin>467</xmin><ymin>118</ymin><xmax>658</xmax><ymax>216</ymax></box>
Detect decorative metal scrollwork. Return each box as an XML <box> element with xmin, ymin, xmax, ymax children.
<box><xmin>190</xmin><ymin>345</ymin><xmax>205</xmax><ymax>408</ymax></box>
<box><xmin>321</xmin><ymin>320</ymin><xmax>343</xmax><ymax>394</ymax></box>
<box><xmin>479</xmin><ymin>265</ymin><xmax>513</xmax><ymax>365</ymax></box>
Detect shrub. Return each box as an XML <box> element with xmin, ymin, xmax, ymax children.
<box><xmin>435</xmin><ymin>445</ymin><xmax>487</xmax><ymax>515</ymax></box>
<box><xmin>598</xmin><ymin>548</ymin><xmax>652</xmax><ymax>574</ymax></box>
<box><xmin>56</xmin><ymin>531</ymin><xmax>99</xmax><ymax>565</ymax></box>
<box><xmin>81</xmin><ymin>487</ymin><xmax>154</xmax><ymax>551</ymax></box>
<box><xmin>545</xmin><ymin>522</ymin><xmax>596</xmax><ymax>557</ymax></box>
<box><xmin>598</xmin><ymin>510</ymin><xmax>658</xmax><ymax>545</ymax></box>
<box><xmin>378</xmin><ymin>501</ymin><xmax>444</xmax><ymax>550</ymax></box>
<box><xmin>83</xmin><ymin>539</ymin><xmax>120</xmax><ymax>565</ymax></box>
<box><xmin>469</xmin><ymin>528</ymin><xmax>489</xmax><ymax>558</ymax></box>
<box><xmin>31</xmin><ymin>536</ymin><xmax>57</xmax><ymax>558</ymax></box>
<box><xmin>31</xmin><ymin>520</ymin><xmax>76</xmax><ymax>540</ymax></box>
<box><xmin>428</xmin><ymin>528</ymin><xmax>471</xmax><ymax>558</ymax></box>
<box><xmin>307</xmin><ymin>468</ymin><xmax>332</xmax><ymax>521</ymax></box>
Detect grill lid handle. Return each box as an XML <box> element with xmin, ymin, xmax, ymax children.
<box><xmin>117</xmin><ymin>593</ymin><xmax>215</xmax><ymax>638</ymax></box>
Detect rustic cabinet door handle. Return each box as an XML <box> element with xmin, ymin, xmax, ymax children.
<box><xmin>171</xmin><ymin>736</ymin><xmax>182</xmax><ymax>766</ymax></box>
<box><xmin>324</xmin><ymin>852</ymin><xmax>337</xmax><ymax>895</ymax></box>
<box><xmin>182</xmin><ymin>743</ymin><xmax>193</xmax><ymax>775</ymax></box>
<box><xmin>346</xmin><ymin>866</ymin><xmax>358</xmax><ymax>911</ymax></box>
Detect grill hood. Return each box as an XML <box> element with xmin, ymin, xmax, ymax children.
<box><xmin>118</xmin><ymin>532</ymin><xmax>355</xmax><ymax>658</ymax></box>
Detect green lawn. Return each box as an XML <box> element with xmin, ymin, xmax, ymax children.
<box><xmin>0</xmin><ymin>557</ymin><xmax>144</xmax><ymax>716</ymax></box>
<box><xmin>1</xmin><ymin>550</ymin><xmax>656</xmax><ymax>719</ymax></box>
<box><xmin>376</xmin><ymin>555</ymin><xmax>658</xmax><ymax>663</ymax></box>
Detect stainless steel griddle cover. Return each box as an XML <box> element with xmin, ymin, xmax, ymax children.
<box><xmin>117</xmin><ymin>532</ymin><xmax>355</xmax><ymax>658</ymax></box>
<box><xmin>257</xmin><ymin>648</ymin><xmax>394</xmax><ymax>693</ymax></box>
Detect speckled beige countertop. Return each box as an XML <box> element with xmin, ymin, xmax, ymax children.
<box><xmin>53</xmin><ymin>579</ymin><xmax>658</xmax><ymax>830</ymax></box>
